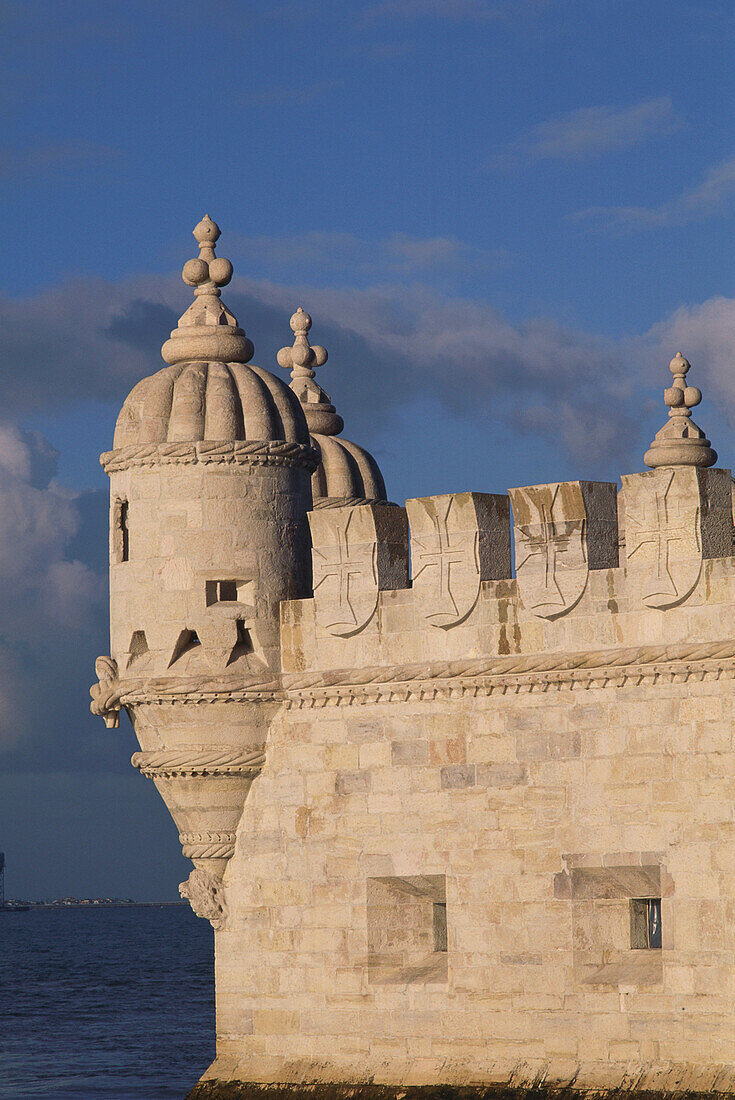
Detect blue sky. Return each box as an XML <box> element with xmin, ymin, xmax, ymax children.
<box><xmin>2</xmin><ymin>0</ymin><xmax>735</xmax><ymax>900</ymax></box>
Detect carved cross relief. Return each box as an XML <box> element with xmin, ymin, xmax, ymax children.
<box><xmin>512</xmin><ymin>483</ymin><xmax>589</xmax><ymax>620</ymax></box>
<box><xmin>409</xmin><ymin>495</ymin><xmax>482</xmax><ymax>629</ymax></box>
<box><xmin>312</xmin><ymin>507</ymin><xmax>379</xmax><ymax>636</ymax></box>
<box><xmin>625</xmin><ymin>468</ymin><xmax>702</xmax><ymax>609</ymax></box>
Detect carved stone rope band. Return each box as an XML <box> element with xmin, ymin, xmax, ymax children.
<box><xmin>131</xmin><ymin>747</ymin><xmax>266</xmax><ymax>779</ymax></box>
<box><xmin>121</xmin><ymin>638</ymin><xmax>735</xmax><ymax>709</ymax></box>
<box><xmin>178</xmin><ymin>831</ymin><xmax>236</xmax><ymax>860</ymax></box>
<box><xmin>101</xmin><ymin>439</ymin><xmax>320</xmax><ymax>475</ymax></box>
<box><xmin>312</xmin><ymin>496</ymin><xmax>390</xmax><ymax>510</ymax></box>
<box><xmin>283</xmin><ymin>637</ymin><xmax>735</xmax><ymax>707</ymax></box>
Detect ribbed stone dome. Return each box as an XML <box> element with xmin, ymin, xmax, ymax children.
<box><xmin>113</xmin><ymin>360</ymin><xmax>310</xmax><ymax>449</ymax></box>
<box><xmin>112</xmin><ymin>216</ymin><xmax>310</xmax><ymax>450</ymax></box>
<box><xmin>311</xmin><ymin>434</ymin><xmax>386</xmax><ymax>502</ymax></box>
<box><xmin>277</xmin><ymin>307</ymin><xmax>388</xmax><ymax>506</ymax></box>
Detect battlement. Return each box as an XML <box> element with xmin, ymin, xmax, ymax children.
<box><xmin>282</xmin><ymin>466</ymin><xmax>735</xmax><ymax>675</ymax></box>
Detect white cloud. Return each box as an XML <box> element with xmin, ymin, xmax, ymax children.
<box><xmin>0</xmin><ymin>425</ymin><xmax>104</xmax><ymax>752</ymax></box>
<box><xmin>232</xmin><ymin>230</ymin><xmax>513</xmax><ymax>284</ymax></box>
<box><xmin>644</xmin><ymin>295</ymin><xmax>735</xmax><ymax>410</ymax></box>
<box><xmin>573</xmin><ymin>154</ymin><xmax>735</xmax><ymax>230</ymax></box>
<box><xmin>491</xmin><ymin>97</ymin><xmax>679</xmax><ymax>168</ymax></box>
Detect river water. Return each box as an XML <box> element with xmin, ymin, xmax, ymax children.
<box><xmin>0</xmin><ymin>905</ymin><xmax>214</xmax><ymax>1099</ymax></box>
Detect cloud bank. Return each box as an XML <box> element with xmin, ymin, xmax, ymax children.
<box><xmin>0</xmin><ymin>425</ymin><xmax>104</xmax><ymax>758</ymax></box>
<box><xmin>491</xmin><ymin>97</ymin><xmax>679</xmax><ymax>169</ymax></box>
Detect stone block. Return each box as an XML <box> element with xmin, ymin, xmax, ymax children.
<box><xmin>406</xmin><ymin>491</ymin><xmax>511</xmax><ymax>628</ymax></box>
<box><xmin>309</xmin><ymin>503</ymin><xmax>409</xmax><ymax>636</ymax></box>
<box><xmin>440</xmin><ymin>764</ymin><xmax>476</xmax><ymax>789</ymax></box>
<box><xmin>509</xmin><ymin>480</ymin><xmax>618</xmax><ymax>619</ymax></box>
<box><xmin>622</xmin><ymin>466</ymin><xmax>733</xmax><ymax>609</ymax></box>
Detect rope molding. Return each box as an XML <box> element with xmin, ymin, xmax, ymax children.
<box><xmin>179</xmin><ymin>831</ymin><xmax>236</xmax><ymax>860</ymax></box>
<box><xmin>118</xmin><ymin>638</ymin><xmax>735</xmax><ymax>708</ymax></box>
<box><xmin>182</xmin><ymin>841</ymin><xmax>234</xmax><ymax>860</ymax></box>
<box><xmin>121</xmin><ymin>688</ymin><xmax>280</xmax><ymax>706</ymax></box>
<box><xmin>100</xmin><ymin>439</ymin><xmax>320</xmax><ymax>474</ymax></box>
<box><xmin>131</xmin><ymin>747</ymin><xmax>266</xmax><ymax>777</ymax></box>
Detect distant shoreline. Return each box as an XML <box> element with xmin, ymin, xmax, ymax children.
<box><xmin>1</xmin><ymin>901</ymin><xmax>187</xmax><ymax>909</ymax></box>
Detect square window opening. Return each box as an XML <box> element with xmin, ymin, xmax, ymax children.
<box><xmin>206</xmin><ymin>579</ymin><xmax>240</xmax><ymax>605</ymax></box>
<box><xmin>367</xmin><ymin>874</ymin><xmax>447</xmax><ymax>985</ymax></box>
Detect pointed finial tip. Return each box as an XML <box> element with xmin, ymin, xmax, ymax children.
<box><xmin>193</xmin><ymin>214</ymin><xmax>220</xmax><ymax>245</ymax></box>
<box><xmin>644</xmin><ymin>349</ymin><xmax>715</xmax><ymax>468</ymax></box>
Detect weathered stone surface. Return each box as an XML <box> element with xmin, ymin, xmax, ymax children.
<box><xmin>406</xmin><ymin>492</ymin><xmax>511</xmax><ymax>628</ymax></box>
<box><xmin>309</xmin><ymin>503</ymin><xmax>408</xmax><ymax>637</ymax></box>
<box><xmin>622</xmin><ymin>466</ymin><xmax>732</xmax><ymax>609</ymax></box>
<box><xmin>509</xmin><ymin>480</ymin><xmax>617</xmax><ymax>620</ymax></box>
<box><xmin>95</xmin><ymin>222</ymin><xmax>735</xmax><ymax>1098</ymax></box>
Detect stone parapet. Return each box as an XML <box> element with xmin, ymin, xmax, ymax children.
<box><xmin>283</xmin><ymin>474</ymin><xmax>735</xmax><ymax>675</ymax></box>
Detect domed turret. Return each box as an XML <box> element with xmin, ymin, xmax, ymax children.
<box><xmin>92</xmin><ymin>217</ymin><xmax>319</xmax><ymax>925</ymax></box>
<box><xmin>114</xmin><ymin>217</ymin><xmax>309</xmax><ymax>450</ymax></box>
<box><xmin>277</xmin><ymin>307</ymin><xmax>387</xmax><ymax>507</ymax></box>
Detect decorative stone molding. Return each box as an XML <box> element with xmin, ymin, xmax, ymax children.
<box><xmin>116</xmin><ymin>669</ymin><xmax>281</xmax><ymax>706</ymax></box>
<box><xmin>130</xmin><ymin>747</ymin><xmax>266</xmax><ymax>779</ymax></box>
<box><xmin>132</xmin><ymin>742</ymin><xmax>267</xmax><ymax>927</ymax></box>
<box><xmin>121</xmin><ymin>687</ymin><xmax>280</xmax><ymax>706</ymax></box>
<box><xmin>178</xmin><ymin>831</ymin><xmax>236</xmax><ymax>861</ymax></box>
<box><xmin>100</xmin><ymin>438</ymin><xmax>320</xmax><ymax>475</ymax></box>
<box><xmin>309</xmin><ymin>503</ymin><xmax>409</xmax><ymax>636</ymax></box>
<box><xmin>510</xmin><ymin>481</ymin><xmax>618</xmax><ymax>620</ymax></box>
<box><xmin>89</xmin><ymin>656</ymin><xmax>122</xmax><ymax>728</ymax></box>
<box><xmin>179</xmin><ymin>867</ymin><xmax>228</xmax><ymax>931</ymax></box>
<box><xmin>407</xmin><ymin>492</ymin><xmax>511</xmax><ymax>629</ymax></box>
<box><xmin>283</xmin><ymin>637</ymin><xmax>735</xmax><ymax>707</ymax></box>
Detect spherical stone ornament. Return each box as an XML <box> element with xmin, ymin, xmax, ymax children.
<box><xmin>208</xmin><ymin>257</ymin><xmax>233</xmax><ymax>287</ymax></box>
<box><xmin>193</xmin><ymin>214</ymin><xmax>221</xmax><ymax>244</ymax></box>
<box><xmin>182</xmin><ymin>258</ymin><xmax>210</xmax><ymax>286</ymax></box>
<box><xmin>290</xmin><ymin>307</ymin><xmax>311</xmax><ymax>333</ymax></box>
<box><xmin>669</xmin><ymin>351</ymin><xmax>690</xmax><ymax>376</ymax></box>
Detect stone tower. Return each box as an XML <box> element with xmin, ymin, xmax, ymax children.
<box><xmin>94</xmin><ymin>222</ymin><xmax>735</xmax><ymax>1100</ymax></box>
<box><xmin>91</xmin><ymin>216</ymin><xmax>320</xmax><ymax>923</ymax></box>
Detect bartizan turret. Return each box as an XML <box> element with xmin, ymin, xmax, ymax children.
<box><xmin>277</xmin><ymin>306</ymin><xmax>387</xmax><ymax>506</ymax></box>
<box><xmin>90</xmin><ymin>217</ymin><xmax>318</xmax><ymax>926</ymax></box>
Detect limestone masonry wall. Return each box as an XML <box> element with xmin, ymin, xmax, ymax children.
<box><xmin>204</xmin><ymin>470</ymin><xmax>735</xmax><ymax>1093</ymax></box>
<box><xmin>91</xmin><ymin>219</ymin><xmax>735</xmax><ymax>1098</ymax></box>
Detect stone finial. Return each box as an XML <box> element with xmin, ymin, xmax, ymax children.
<box><xmin>161</xmin><ymin>215</ymin><xmax>254</xmax><ymax>366</ymax></box>
<box><xmin>644</xmin><ymin>352</ymin><xmax>717</xmax><ymax>469</ymax></box>
<box><xmin>277</xmin><ymin>308</ymin><xmax>344</xmax><ymax>436</ymax></box>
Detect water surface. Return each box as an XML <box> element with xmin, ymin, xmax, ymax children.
<box><xmin>0</xmin><ymin>905</ymin><xmax>214</xmax><ymax>1099</ymax></box>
